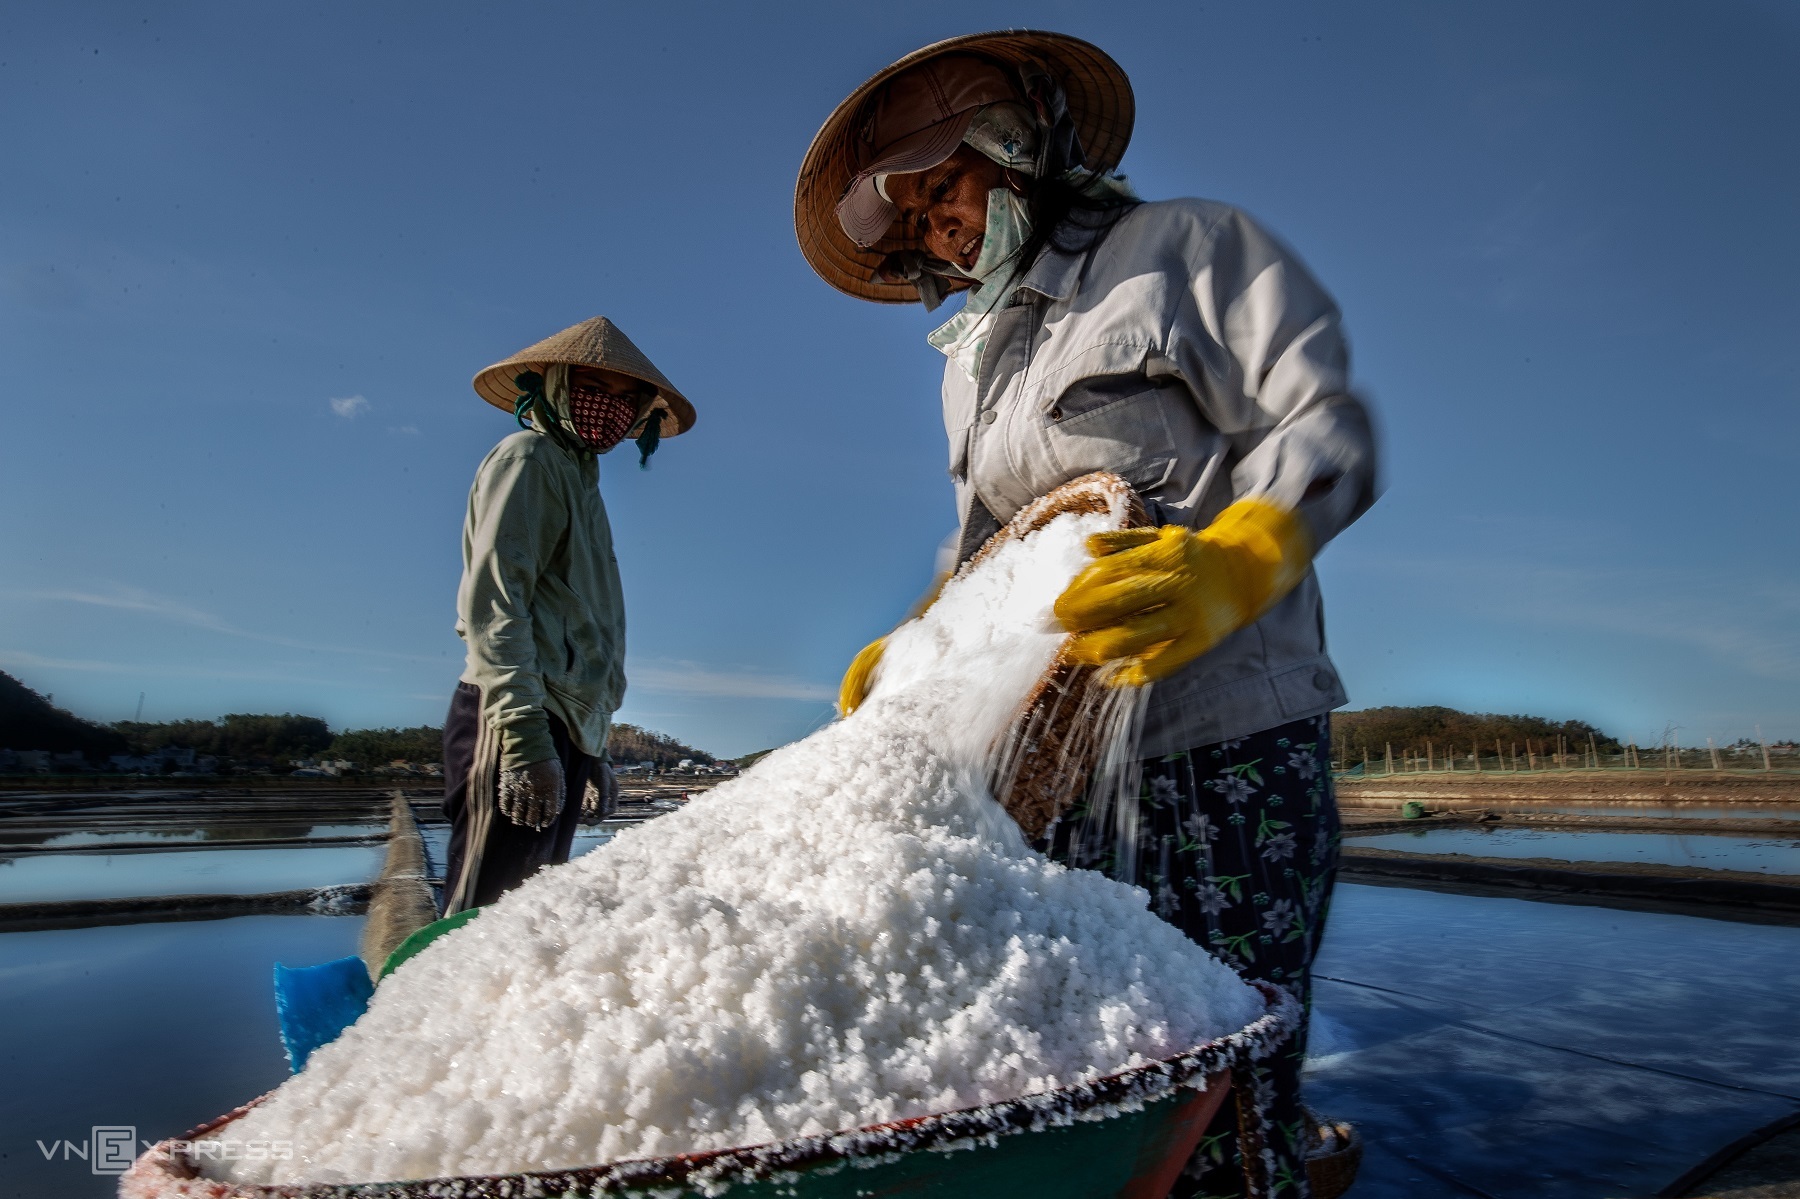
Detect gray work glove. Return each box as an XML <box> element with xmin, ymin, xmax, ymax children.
<box><xmin>582</xmin><ymin>762</ymin><xmax>620</xmax><ymax>818</ymax></box>
<box><xmin>498</xmin><ymin>757</ymin><xmax>566</xmax><ymax>830</ymax></box>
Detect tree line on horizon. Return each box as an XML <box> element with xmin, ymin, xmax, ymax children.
<box><xmin>0</xmin><ymin>671</ymin><xmax>715</xmax><ymax>771</ymax></box>
<box><xmin>19</xmin><ymin>668</ymin><xmax>1733</xmax><ymax>776</ymax></box>
<box><xmin>1331</xmin><ymin>705</ymin><xmax>1621</xmax><ymax>762</ymax></box>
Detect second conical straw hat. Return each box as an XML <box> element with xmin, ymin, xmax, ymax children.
<box><xmin>472</xmin><ymin>316</ymin><xmax>696</xmax><ymax>436</ymax></box>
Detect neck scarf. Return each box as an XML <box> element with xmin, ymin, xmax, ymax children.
<box><xmin>514</xmin><ymin>364</ymin><xmax>580</xmax><ymax>455</ymax></box>
<box><xmin>922</xmin><ymin>101</ymin><xmax>1138</xmax><ymax>382</ymax></box>
<box><xmin>924</xmin><ymin>187</ymin><xmax>1034</xmax><ymax>382</ymax></box>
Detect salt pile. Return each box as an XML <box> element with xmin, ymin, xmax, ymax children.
<box><xmin>211</xmin><ymin>511</ymin><xmax>1261</xmax><ymax>1186</ymax></box>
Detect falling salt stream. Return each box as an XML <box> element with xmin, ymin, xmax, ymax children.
<box><xmin>200</xmin><ymin>509</ymin><xmax>1263</xmax><ymax>1187</ymax></box>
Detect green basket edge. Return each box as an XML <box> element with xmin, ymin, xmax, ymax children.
<box><xmin>379</xmin><ymin>907</ymin><xmax>480</xmax><ymax>981</ymax></box>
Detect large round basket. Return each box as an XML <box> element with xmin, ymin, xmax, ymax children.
<box><xmin>122</xmin><ymin>984</ymin><xmax>1296</xmax><ymax>1199</ymax></box>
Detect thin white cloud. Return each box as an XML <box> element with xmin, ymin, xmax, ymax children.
<box><xmin>630</xmin><ymin>660</ymin><xmax>835</xmax><ymax>702</ymax></box>
<box><xmin>14</xmin><ymin>585</ymin><xmax>438</xmax><ymax>664</ymax></box>
<box><xmin>329</xmin><ymin>394</ymin><xmax>369</xmax><ymax>418</ymax></box>
<box><xmin>0</xmin><ymin>650</ymin><xmax>126</xmax><ymax>673</ymax></box>
<box><xmin>30</xmin><ymin>586</ymin><xmax>237</xmax><ymax>634</ymax></box>
<box><xmin>0</xmin><ymin>648</ymin><xmax>358</xmax><ymax>689</ymax></box>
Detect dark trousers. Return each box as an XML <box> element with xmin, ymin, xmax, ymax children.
<box><xmin>1046</xmin><ymin>714</ymin><xmax>1340</xmax><ymax>1199</ymax></box>
<box><xmin>441</xmin><ymin>681</ymin><xmax>595</xmax><ymax>914</ymax></box>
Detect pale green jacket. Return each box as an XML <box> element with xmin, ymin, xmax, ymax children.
<box><xmin>456</xmin><ymin>429</ymin><xmax>626</xmax><ymax>771</ymax></box>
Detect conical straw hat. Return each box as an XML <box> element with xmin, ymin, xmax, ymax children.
<box><xmin>471</xmin><ymin>316</ymin><xmax>696</xmax><ymax>436</ymax></box>
<box><xmin>795</xmin><ymin>30</ymin><xmax>1134</xmax><ymax>304</ymax></box>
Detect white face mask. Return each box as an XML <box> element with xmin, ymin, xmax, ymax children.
<box><xmin>926</xmin><ymin>187</ymin><xmax>1033</xmax><ymax>381</ymax></box>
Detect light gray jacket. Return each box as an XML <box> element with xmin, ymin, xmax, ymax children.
<box><xmin>943</xmin><ymin>197</ymin><xmax>1379</xmax><ymax>757</ymax></box>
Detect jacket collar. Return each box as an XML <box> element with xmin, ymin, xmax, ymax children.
<box><xmin>1017</xmin><ymin>238</ymin><xmax>1085</xmax><ymax>304</ymax></box>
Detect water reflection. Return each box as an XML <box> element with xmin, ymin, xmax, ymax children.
<box><xmin>0</xmin><ymin>913</ymin><xmax>363</xmax><ymax>1199</ymax></box>
<box><xmin>1518</xmin><ymin>804</ymin><xmax>1800</xmax><ymax>821</ymax></box>
<box><xmin>0</xmin><ymin>845</ymin><xmax>388</xmax><ymax>904</ymax></box>
<box><xmin>417</xmin><ymin>823</ymin><xmax>624</xmax><ymax>880</ymax></box>
<box><xmin>1350</xmin><ymin>827</ymin><xmax>1800</xmax><ymax>875</ymax></box>
<box><xmin>15</xmin><ymin>823</ymin><xmax>388</xmax><ymax>850</ymax></box>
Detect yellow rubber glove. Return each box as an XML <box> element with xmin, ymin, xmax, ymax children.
<box><xmin>837</xmin><ymin>637</ymin><xmax>888</xmax><ymax>718</ymax></box>
<box><xmin>837</xmin><ymin>572</ymin><xmax>951</xmax><ymax>717</ymax></box>
<box><xmin>1054</xmin><ymin>498</ymin><xmax>1314</xmax><ymax>687</ymax></box>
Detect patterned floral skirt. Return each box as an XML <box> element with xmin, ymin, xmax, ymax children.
<box><xmin>1044</xmin><ymin>714</ymin><xmax>1341</xmax><ymax>1198</ymax></box>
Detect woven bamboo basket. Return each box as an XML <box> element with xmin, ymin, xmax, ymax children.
<box><xmin>962</xmin><ymin>472</ymin><xmax>1150</xmax><ymax>841</ymax></box>
<box><xmin>1307</xmin><ymin>1115</ymin><xmax>1363</xmax><ymax>1199</ymax></box>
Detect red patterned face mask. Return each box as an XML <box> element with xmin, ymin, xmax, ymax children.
<box><xmin>567</xmin><ymin>385</ymin><xmax>641</xmax><ymax>452</ymax></box>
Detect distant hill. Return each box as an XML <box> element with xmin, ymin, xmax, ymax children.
<box><xmin>0</xmin><ymin>667</ymin><xmax>717</xmax><ymax>771</ymax></box>
<box><xmin>114</xmin><ymin>716</ymin><xmax>715</xmax><ymax>770</ymax></box>
<box><xmin>320</xmin><ymin>723</ymin><xmax>716</xmax><ymax>770</ymax></box>
<box><xmin>115</xmin><ymin>714</ymin><xmax>333</xmax><ymax>763</ymax></box>
<box><xmin>1333</xmin><ymin>705</ymin><xmax>1620</xmax><ymax>758</ymax></box>
<box><xmin>328</xmin><ymin>725</ymin><xmax>443</xmax><ymax>766</ymax></box>
<box><xmin>608</xmin><ymin>723</ymin><xmax>715</xmax><ymax>769</ymax></box>
<box><xmin>0</xmin><ymin>671</ymin><xmax>127</xmax><ymax>757</ymax></box>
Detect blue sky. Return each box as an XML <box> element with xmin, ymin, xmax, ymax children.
<box><xmin>2</xmin><ymin>1</ymin><xmax>1796</xmax><ymax>758</ymax></box>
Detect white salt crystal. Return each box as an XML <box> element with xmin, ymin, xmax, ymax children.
<box><xmin>211</xmin><ymin>512</ymin><xmax>1261</xmax><ymax>1185</ymax></box>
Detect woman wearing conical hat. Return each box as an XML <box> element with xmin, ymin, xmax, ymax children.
<box><xmin>797</xmin><ymin>33</ymin><xmax>1377</xmax><ymax>1198</ymax></box>
<box><xmin>441</xmin><ymin>316</ymin><xmax>694</xmax><ymax>916</ymax></box>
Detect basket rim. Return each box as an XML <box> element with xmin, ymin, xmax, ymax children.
<box><xmin>131</xmin><ymin>982</ymin><xmax>1298</xmax><ymax>1197</ymax></box>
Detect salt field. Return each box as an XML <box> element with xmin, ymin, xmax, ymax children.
<box><xmin>6</xmin><ymin>777</ymin><xmax>1798</xmax><ymax>1193</ymax></box>
<box><xmin>417</xmin><ymin>822</ymin><xmax>622</xmax><ymax>869</ymax></box>
<box><xmin>0</xmin><ymin>844</ymin><xmax>388</xmax><ymax>904</ymax></box>
<box><xmin>6</xmin><ymin>885</ymin><xmax>1798</xmax><ymax>1199</ymax></box>
<box><xmin>1305</xmin><ymin>884</ymin><xmax>1800</xmax><ymax>1199</ymax></box>
<box><xmin>15</xmin><ymin>822</ymin><xmax>386</xmax><ymax>850</ymax></box>
<box><xmin>1350</xmin><ymin>826</ymin><xmax>1800</xmax><ymax>875</ymax></box>
<box><xmin>1519</xmin><ymin>804</ymin><xmax>1800</xmax><ymax>822</ymax></box>
<box><xmin>11</xmin><ymin>7</ymin><xmax>1797</xmax><ymax>1196</ymax></box>
<box><xmin>0</xmin><ymin>913</ymin><xmax>364</xmax><ymax>1199</ymax></box>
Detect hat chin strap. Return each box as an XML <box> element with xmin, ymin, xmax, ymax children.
<box><xmin>876</xmin><ymin>250</ymin><xmax>961</xmax><ymax>311</ymax></box>
<box><xmin>1016</xmin><ymin>61</ymin><xmax>1085</xmax><ymax>178</ymax></box>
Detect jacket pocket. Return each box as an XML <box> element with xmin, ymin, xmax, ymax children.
<box><xmin>1042</xmin><ymin>372</ymin><xmax>1181</xmax><ymax>492</ymax></box>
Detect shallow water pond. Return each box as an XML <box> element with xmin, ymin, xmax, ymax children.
<box><xmin>1307</xmin><ymin>884</ymin><xmax>1800</xmax><ymax>1198</ymax></box>
<box><xmin>17</xmin><ymin>822</ymin><xmax>387</xmax><ymax>850</ymax></box>
<box><xmin>0</xmin><ymin>912</ymin><xmax>363</xmax><ymax>1199</ymax></box>
<box><xmin>0</xmin><ymin>845</ymin><xmax>388</xmax><ymax>904</ymax></box>
<box><xmin>1521</xmin><ymin>804</ymin><xmax>1800</xmax><ymax>821</ymax></box>
<box><xmin>1350</xmin><ymin>826</ymin><xmax>1800</xmax><ymax>875</ymax></box>
<box><xmin>418</xmin><ymin>823</ymin><xmax>627</xmax><ymax>879</ymax></box>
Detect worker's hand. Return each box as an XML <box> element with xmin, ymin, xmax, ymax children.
<box><xmin>837</xmin><ymin>637</ymin><xmax>887</xmax><ymax>718</ymax></box>
<box><xmin>582</xmin><ymin>762</ymin><xmax>620</xmax><ymax>818</ymax></box>
<box><xmin>838</xmin><ymin>571</ymin><xmax>952</xmax><ymax>718</ymax></box>
<box><xmin>498</xmin><ymin>757</ymin><xmax>566</xmax><ymax>830</ymax></box>
<box><xmin>1054</xmin><ymin>499</ymin><xmax>1313</xmax><ymax>687</ymax></box>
